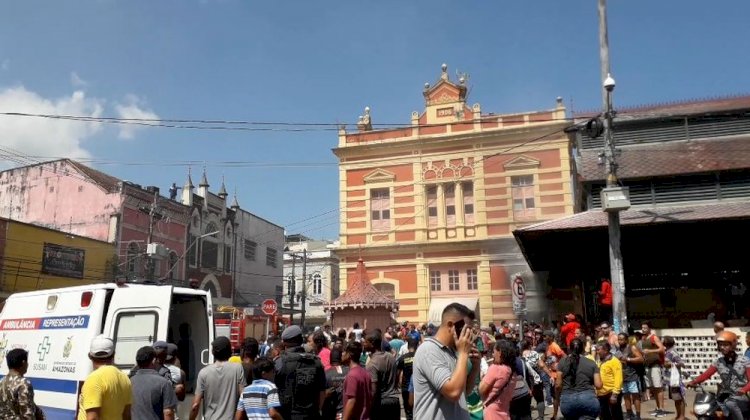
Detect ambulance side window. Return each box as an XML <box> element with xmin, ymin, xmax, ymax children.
<box><xmin>113</xmin><ymin>311</ymin><xmax>158</xmax><ymax>367</ymax></box>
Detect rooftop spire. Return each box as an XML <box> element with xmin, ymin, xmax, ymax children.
<box><xmin>199</xmin><ymin>167</ymin><xmax>209</xmax><ymax>188</ymax></box>
<box><xmin>184</xmin><ymin>167</ymin><xmax>194</xmax><ymax>189</ymax></box>
<box><xmin>231</xmin><ymin>189</ymin><xmax>240</xmax><ymax>209</ymax></box>
<box><xmin>218</xmin><ymin>176</ymin><xmax>228</xmax><ymax>198</ymax></box>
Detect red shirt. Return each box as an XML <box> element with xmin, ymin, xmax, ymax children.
<box><xmin>560</xmin><ymin>321</ymin><xmax>580</xmax><ymax>346</ymax></box>
<box><xmin>599</xmin><ymin>281</ymin><xmax>613</xmax><ymax>306</ymax></box>
<box><xmin>343</xmin><ymin>365</ymin><xmax>372</xmax><ymax>420</ymax></box>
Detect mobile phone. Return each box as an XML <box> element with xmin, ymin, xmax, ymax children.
<box><xmin>453</xmin><ymin>320</ymin><xmax>466</xmax><ymax>335</ymax></box>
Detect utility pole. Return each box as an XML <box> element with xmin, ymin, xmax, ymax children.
<box><xmin>289</xmin><ymin>253</ymin><xmax>296</xmax><ymax>324</ymax></box>
<box><xmin>598</xmin><ymin>0</ymin><xmax>628</xmax><ymax>334</ymax></box>
<box><xmin>143</xmin><ymin>191</ymin><xmax>159</xmax><ymax>282</ymax></box>
<box><xmin>301</xmin><ymin>251</ymin><xmax>307</xmax><ymax>328</ymax></box>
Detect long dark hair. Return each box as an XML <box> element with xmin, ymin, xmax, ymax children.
<box><xmin>494</xmin><ymin>339</ymin><xmax>517</xmax><ymax>367</ymax></box>
<box><xmin>565</xmin><ymin>338</ymin><xmax>584</xmax><ymax>387</ymax></box>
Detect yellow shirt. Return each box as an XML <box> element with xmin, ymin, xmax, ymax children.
<box><xmin>597</xmin><ymin>356</ymin><xmax>623</xmax><ymax>396</ymax></box>
<box><xmin>228</xmin><ymin>355</ymin><xmax>242</xmax><ymax>364</ymax></box>
<box><xmin>78</xmin><ymin>365</ymin><xmax>132</xmax><ymax>420</ymax></box>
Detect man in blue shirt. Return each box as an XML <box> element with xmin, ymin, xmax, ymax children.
<box><xmin>745</xmin><ymin>332</ymin><xmax>750</xmax><ymax>359</ymax></box>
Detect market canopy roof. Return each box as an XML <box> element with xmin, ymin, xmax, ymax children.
<box><xmin>327</xmin><ymin>258</ymin><xmax>399</xmax><ymax>311</ymax></box>
<box><xmin>513</xmin><ymin>201</ymin><xmax>750</xmax><ymax>272</ymax></box>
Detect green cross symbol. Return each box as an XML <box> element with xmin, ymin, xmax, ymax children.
<box><xmin>37</xmin><ymin>336</ymin><xmax>51</xmax><ymax>361</ymax></box>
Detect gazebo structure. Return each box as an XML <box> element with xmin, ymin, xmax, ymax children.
<box><xmin>327</xmin><ymin>258</ymin><xmax>399</xmax><ymax>332</ymax></box>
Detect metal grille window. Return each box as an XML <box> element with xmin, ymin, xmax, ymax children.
<box><xmin>430</xmin><ymin>270</ymin><xmax>441</xmax><ymax>291</ymax></box>
<box><xmin>266</xmin><ymin>247</ymin><xmax>277</xmax><ymax>268</ymax></box>
<box><xmin>244</xmin><ymin>240</ymin><xmax>256</xmax><ymax>260</ymax></box>
<box><xmin>467</xmin><ymin>269</ymin><xmax>478</xmax><ymax>290</ymax></box>
<box><xmin>448</xmin><ymin>270</ymin><xmax>460</xmax><ymax>291</ymax></box>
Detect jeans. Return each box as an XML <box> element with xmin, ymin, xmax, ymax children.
<box><xmin>560</xmin><ymin>390</ymin><xmax>600</xmax><ymax>420</ymax></box>
<box><xmin>597</xmin><ymin>393</ymin><xmax>624</xmax><ymax>420</ymax></box>
<box><xmin>540</xmin><ymin>372</ymin><xmax>553</xmax><ymax>405</ymax></box>
<box><xmin>721</xmin><ymin>394</ymin><xmax>750</xmax><ymax>419</ymax></box>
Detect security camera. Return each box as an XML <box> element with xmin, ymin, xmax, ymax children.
<box><xmin>603</xmin><ymin>73</ymin><xmax>616</xmax><ymax>92</ymax></box>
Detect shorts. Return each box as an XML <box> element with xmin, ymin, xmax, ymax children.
<box><xmin>669</xmin><ymin>386</ymin><xmax>685</xmax><ymax>401</ymax></box>
<box><xmin>644</xmin><ymin>366</ymin><xmax>663</xmax><ymax>388</ymax></box>
<box><xmin>622</xmin><ymin>380</ymin><xmax>641</xmax><ymax>395</ymax></box>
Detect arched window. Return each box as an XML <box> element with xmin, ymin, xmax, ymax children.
<box><xmin>168</xmin><ymin>252</ymin><xmax>179</xmax><ymax>280</ymax></box>
<box><xmin>373</xmin><ymin>283</ymin><xmax>395</xmax><ymax>300</ymax></box>
<box><xmin>204</xmin><ymin>282</ymin><xmax>218</xmax><ymax>298</ymax></box>
<box><xmin>201</xmin><ymin>223</ymin><xmax>219</xmax><ymax>269</ymax></box>
<box><xmin>126</xmin><ymin>243</ymin><xmax>140</xmax><ymax>276</ymax></box>
<box><xmin>313</xmin><ymin>273</ymin><xmax>322</xmax><ymax>295</ymax></box>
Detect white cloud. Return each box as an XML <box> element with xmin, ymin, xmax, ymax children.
<box><xmin>70</xmin><ymin>71</ymin><xmax>88</xmax><ymax>87</ymax></box>
<box><xmin>114</xmin><ymin>94</ymin><xmax>160</xmax><ymax>139</ymax></box>
<box><xmin>0</xmin><ymin>86</ymin><xmax>103</xmax><ymax>164</ymax></box>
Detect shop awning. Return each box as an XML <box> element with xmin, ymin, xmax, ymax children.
<box><xmin>513</xmin><ymin>201</ymin><xmax>750</xmax><ymax>272</ymax></box>
<box><xmin>428</xmin><ymin>297</ymin><xmax>479</xmax><ymax>326</ymax></box>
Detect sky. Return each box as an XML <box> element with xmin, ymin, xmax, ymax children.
<box><xmin>1</xmin><ymin>0</ymin><xmax>749</xmax><ymax>241</ymax></box>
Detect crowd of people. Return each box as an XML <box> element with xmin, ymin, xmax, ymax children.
<box><xmin>1</xmin><ymin>308</ymin><xmax>750</xmax><ymax>419</ymax></box>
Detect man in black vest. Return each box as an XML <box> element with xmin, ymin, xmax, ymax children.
<box><xmin>275</xmin><ymin>325</ymin><xmax>327</xmax><ymax>420</ymax></box>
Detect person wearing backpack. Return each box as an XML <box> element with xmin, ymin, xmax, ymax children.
<box><xmin>509</xmin><ymin>343</ymin><xmax>534</xmax><ymax>420</ymax></box>
<box><xmin>274</xmin><ymin>325</ymin><xmax>327</xmax><ymax>420</ymax></box>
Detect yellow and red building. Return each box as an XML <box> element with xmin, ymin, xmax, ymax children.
<box><xmin>333</xmin><ymin>64</ymin><xmax>575</xmax><ymax>324</ymax></box>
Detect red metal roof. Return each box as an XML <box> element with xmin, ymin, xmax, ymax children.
<box><xmin>580</xmin><ymin>136</ymin><xmax>750</xmax><ymax>181</ymax></box>
<box><xmin>516</xmin><ymin>201</ymin><xmax>750</xmax><ymax>232</ymax></box>
<box><xmin>328</xmin><ymin>258</ymin><xmax>399</xmax><ymax>311</ymax></box>
<box><xmin>66</xmin><ymin>159</ymin><xmax>121</xmax><ymax>192</ymax></box>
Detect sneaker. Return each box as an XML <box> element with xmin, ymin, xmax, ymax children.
<box><xmin>632</xmin><ymin>415</ymin><xmax>641</xmax><ymax>420</ymax></box>
<box><xmin>545</xmin><ymin>403</ymin><xmax>554</xmax><ymax>408</ymax></box>
<box><xmin>654</xmin><ymin>410</ymin><xmax>667</xmax><ymax>418</ymax></box>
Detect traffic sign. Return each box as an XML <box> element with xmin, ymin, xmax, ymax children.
<box><xmin>512</xmin><ymin>276</ymin><xmax>526</xmax><ymax>302</ymax></box>
<box><xmin>511</xmin><ymin>275</ymin><xmax>527</xmax><ymax>316</ymax></box>
<box><xmin>261</xmin><ymin>299</ymin><xmax>278</xmax><ymax>316</ymax></box>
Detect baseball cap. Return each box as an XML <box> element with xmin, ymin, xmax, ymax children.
<box><xmin>165</xmin><ymin>343</ymin><xmax>178</xmax><ymax>362</ymax></box>
<box><xmin>600</xmin><ymin>322</ymin><xmax>611</xmax><ymax>329</ymax></box>
<box><xmin>152</xmin><ymin>340</ymin><xmax>169</xmax><ymax>350</ymax></box>
<box><xmin>281</xmin><ymin>325</ymin><xmax>303</xmax><ymax>341</ymax></box>
<box><xmin>89</xmin><ymin>335</ymin><xmax>115</xmax><ymax>359</ymax></box>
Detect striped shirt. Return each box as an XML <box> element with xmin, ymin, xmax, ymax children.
<box><xmin>237</xmin><ymin>379</ymin><xmax>281</xmax><ymax>419</ymax></box>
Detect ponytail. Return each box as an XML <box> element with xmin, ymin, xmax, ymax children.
<box><xmin>566</xmin><ymin>338</ymin><xmax>584</xmax><ymax>387</ymax></box>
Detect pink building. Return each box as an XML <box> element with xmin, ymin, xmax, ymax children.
<box><xmin>0</xmin><ymin>159</ymin><xmax>191</xmax><ymax>284</ymax></box>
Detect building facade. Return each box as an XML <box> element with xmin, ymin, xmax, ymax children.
<box><xmin>0</xmin><ymin>217</ymin><xmax>116</xmax><ymax>299</ymax></box>
<box><xmin>283</xmin><ymin>235</ymin><xmax>340</xmax><ymax>327</ymax></box>
<box><xmin>0</xmin><ymin>159</ymin><xmax>191</xmax><ymax>286</ymax></box>
<box><xmin>514</xmin><ymin>95</ymin><xmax>750</xmax><ymax>328</ymax></box>
<box><xmin>233</xmin><ymin>207</ymin><xmax>285</xmax><ymax>314</ymax></box>
<box><xmin>333</xmin><ymin>64</ymin><xmax>575</xmax><ymax>324</ymax></box>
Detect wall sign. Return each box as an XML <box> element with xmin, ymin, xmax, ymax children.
<box><xmin>42</xmin><ymin>243</ymin><xmax>85</xmax><ymax>279</ymax></box>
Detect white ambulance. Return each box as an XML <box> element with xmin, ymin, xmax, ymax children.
<box><xmin>0</xmin><ymin>282</ymin><xmax>215</xmax><ymax>419</ymax></box>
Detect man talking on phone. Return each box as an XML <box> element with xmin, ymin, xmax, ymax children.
<box><xmin>413</xmin><ymin>303</ymin><xmax>481</xmax><ymax>420</ymax></box>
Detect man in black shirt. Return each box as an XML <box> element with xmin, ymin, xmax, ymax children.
<box><xmin>323</xmin><ymin>348</ymin><xmax>349</xmax><ymax>420</ymax></box>
<box><xmin>275</xmin><ymin>325</ymin><xmax>327</xmax><ymax>420</ymax></box>
<box><xmin>396</xmin><ymin>338</ymin><xmax>418</xmax><ymax>420</ymax></box>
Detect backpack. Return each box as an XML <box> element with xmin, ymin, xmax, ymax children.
<box><xmin>278</xmin><ymin>351</ymin><xmax>321</xmax><ymax>419</ymax></box>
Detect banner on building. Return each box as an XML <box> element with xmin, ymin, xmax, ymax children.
<box><xmin>42</xmin><ymin>243</ymin><xmax>85</xmax><ymax>279</ymax></box>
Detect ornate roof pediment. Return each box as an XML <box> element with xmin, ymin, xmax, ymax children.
<box><xmin>504</xmin><ymin>155</ymin><xmax>541</xmax><ymax>170</ymax></box>
<box><xmin>363</xmin><ymin>168</ymin><xmax>396</xmax><ymax>184</ymax></box>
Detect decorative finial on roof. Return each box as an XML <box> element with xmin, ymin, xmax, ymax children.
<box><xmin>441</xmin><ymin>63</ymin><xmax>449</xmax><ymax>80</ymax></box>
<box><xmin>424</xmin><ymin>82</ymin><xmax>430</xmax><ymax>91</ymax></box>
<box><xmin>218</xmin><ymin>176</ymin><xmax>228</xmax><ymax>198</ymax></box>
<box><xmin>199</xmin><ymin>167</ymin><xmax>209</xmax><ymax>188</ymax></box>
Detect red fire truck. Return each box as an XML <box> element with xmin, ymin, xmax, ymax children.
<box><xmin>214</xmin><ymin>306</ymin><xmax>287</xmax><ymax>351</ymax></box>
